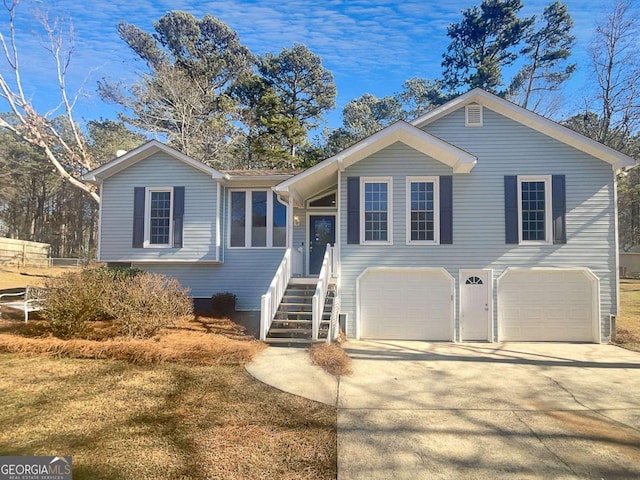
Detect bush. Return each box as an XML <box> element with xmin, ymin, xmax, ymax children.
<box><xmin>104</xmin><ymin>273</ymin><xmax>193</xmax><ymax>338</ymax></box>
<box><xmin>43</xmin><ymin>269</ymin><xmax>113</xmax><ymax>338</ymax></box>
<box><xmin>211</xmin><ymin>292</ymin><xmax>237</xmax><ymax>317</ymax></box>
<box><xmin>43</xmin><ymin>267</ymin><xmax>192</xmax><ymax>339</ymax></box>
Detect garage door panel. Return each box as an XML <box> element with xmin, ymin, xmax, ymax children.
<box><xmin>359</xmin><ymin>269</ymin><xmax>452</xmax><ymax>340</ymax></box>
<box><xmin>498</xmin><ymin>269</ymin><xmax>596</xmax><ymax>342</ymax></box>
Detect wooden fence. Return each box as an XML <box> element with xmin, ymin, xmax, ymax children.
<box><xmin>0</xmin><ymin>238</ymin><xmax>51</xmax><ymax>268</ymax></box>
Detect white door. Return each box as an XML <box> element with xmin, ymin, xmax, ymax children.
<box><xmin>498</xmin><ymin>269</ymin><xmax>598</xmax><ymax>342</ymax></box>
<box><xmin>358</xmin><ymin>268</ymin><xmax>453</xmax><ymax>340</ymax></box>
<box><xmin>460</xmin><ymin>269</ymin><xmax>492</xmax><ymax>341</ymax></box>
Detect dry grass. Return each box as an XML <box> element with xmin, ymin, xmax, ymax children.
<box><xmin>616</xmin><ymin>279</ymin><xmax>640</xmax><ymax>352</ymax></box>
<box><xmin>309</xmin><ymin>342</ymin><xmax>352</xmax><ymax>376</ymax></box>
<box><xmin>0</xmin><ymin>355</ymin><xmax>337</xmax><ymax>479</ymax></box>
<box><xmin>0</xmin><ymin>265</ymin><xmax>70</xmax><ymax>290</ymax></box>
<box><xmin>0</xmin><ymin>315</ymin><xmax>265</xmax><ymax>366</ymax></box>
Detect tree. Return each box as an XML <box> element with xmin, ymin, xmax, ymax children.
<box><xmin>100</xmin><ymin>11</ymin><xmax>254</xmax><ymax>167</ymax></box>
<box><xmin>442</xmin><ymin>0</ymin><xmax>534</xmax><ymax>94</ymax></box>
<box><xmin>397</xmin><ymin>78</ymin><xmax>449</xmax><ymax>119</ymax></box>
<box><xmin>587</xmin><ymin>0</ymin><xmax>639</xmax><ymax>147</ymax></box>
<box><xmin>86</xmin><ymin>119</ymin><xmax>147</xmax><ymax>164</ymax></box>
<box><xmin>342</xmin><ymin>93</ymin><xmax>403</xmax><ymax>140</ymax></box>
<box><xmin>0</xmin><ymin>1</ymin><xmax>99</xmax><ymax>202</ymax></box>
<box><xmin>259</xmin><ymin>44</ymin><xmax>336</xmax><ymax>157</ymax></box>
<box><xmin>231</xmin><ymin>74</ymin><xmax>305</xmax><ymax>168</ymax></box>
<box><xmin>509</xmin><ymin>1</ymin><xmax>576</xmax><ymax>111</ymax></box>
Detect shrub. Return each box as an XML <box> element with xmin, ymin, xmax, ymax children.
<box><xmin>104</xmin><ymin>273</ymin><xmax>193</xmax><ymax>338</ymax></box>
<box><xmin>43</xmin><ymin>269</ymin><xmax>113</xmax><ymax>338</ymax></box>
<box><xmin>211</xmin><ymin>292</ymin><xmax>237</xmax><ymax>317</ymax></box>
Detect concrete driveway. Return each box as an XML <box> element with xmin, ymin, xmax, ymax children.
<box><xmin>338</xmin><ymin>341</ymin><xmax>640</xmax><ymax>480</ymax></box>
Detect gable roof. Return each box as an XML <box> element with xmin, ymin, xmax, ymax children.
<box><xmin>82</xmin><ymin>140</ymin><xmax>224</xmax><ymax>183</ymax></box>
<box><xmin>275</xmin><ymin>121</ymin><xmax>477</xmax><ymax>205</ymax></box>
<box><xmin>412</xmin><ymin>88</ymin><xmax>635</xmax><ymax>170</ymax></box>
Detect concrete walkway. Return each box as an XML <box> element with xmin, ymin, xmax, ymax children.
<box><xmin>247</xmin><ymin>342</ymin><xmax>640</xmax><ymax>480</ymax></box>
<box><xmin>245</xmin><ymin>346</ymin><xmax>338</xmax><ymax>406</ymax></box>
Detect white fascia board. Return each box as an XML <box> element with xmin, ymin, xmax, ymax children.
<box><xmin>412</xmin><ymin>88</ymin><xmax>635</xmax><ymax>170</ymax></box>
<box><xmin>82</xmin><ymin>140</ymin><xmax>224</xmax><ymax>182</ymax></box>
<box><xmin>274</xmin><ymin>121</ymin><xmax>477</xmax><ymax>203</ymax></box>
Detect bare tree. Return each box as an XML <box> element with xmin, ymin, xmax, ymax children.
<box><xmin>0</xmin><ymin>0</ymin><xmax>99</xmax><ymax>203</ymax></box>
<box><xmin>588</xmin><ymin>0</ymin><xmax>639</xmax><ymax>148</ymax></box>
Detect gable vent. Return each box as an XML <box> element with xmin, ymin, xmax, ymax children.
<box><xmin>465</xmin><ymin>104</ymin><xmax>483</xmax><ymax>127</ymax></box>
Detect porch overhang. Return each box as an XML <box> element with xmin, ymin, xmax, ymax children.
<box><xmin>274</xmin><ymin>121</ymin><xmax>477</xmax><ymax>206</ymax></box>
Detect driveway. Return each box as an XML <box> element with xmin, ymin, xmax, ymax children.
<box><xmin>338</xmin><ymin>341</ymin><xmax>640</xmax><ymax>480</ymax></box>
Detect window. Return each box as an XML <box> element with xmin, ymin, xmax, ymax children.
<box><xmin>518</xmin><ymin>176</ymin><xmax>552</xmax><ymax>244</ymax></box>
<box><xmin>406</xmin><ymin>176</ymin><xmax>439</xmax><ymax>244</ymax></box>
<box><xmin>145</xmin><ymin>188</ymin><xmax>173</xmax><ymax>247</ymax></box>
<box><xmin>360</xmin><ymin>177</ymin><xmax>392</xmax><ymax>244</ymax></box>
<box><xmin>308</xmin><ymin>191</ymin><xmax>336</xmax><ymax>208</ymax></box>
<box><xmin>229</xmin><ymin>190</ymin><xmax>287</xmax><ymax>248</ymax></box>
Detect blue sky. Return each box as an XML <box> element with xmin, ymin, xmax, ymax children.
<box><xmin>4</xmin><ymin>0</ymin><xmax>606</xmax><ymax>132</ymax></box>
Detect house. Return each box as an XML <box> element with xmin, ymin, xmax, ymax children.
<box><xmin>83</xmin><ymin>88</ymin><xmax>635</xmax><ymax>344</ymax></box>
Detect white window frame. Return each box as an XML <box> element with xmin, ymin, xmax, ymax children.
<box><xmin>227</xmin><ymin>189</ymin><xmax>287</xmax><ymax>249</ymax></box>
<box><xmin>406</xmin><ymin>176</ymin><xmax>440</xmax><ymax>245</ymax></box>
<box><xmin>144</xmin><ymin>187</ymin><xmax>173</xmax><ymax>248</ymax></box>
<box><xmin>517</xmin><ymin>175</ymin><xmax>552</xmax><ymax>245</ymax></box>
<box><xmin>360</xmin><ymin>177</ymin><xmax>393</xmax><ymax>245</ymax></box>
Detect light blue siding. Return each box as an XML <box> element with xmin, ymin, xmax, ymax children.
<box><xmin>136</xmin><ymin>249</ymin><xmax>282</xmax><ymax>309</ymax></box>
<box><xmin>339</xmin><ymin>107</ymin><xmax>617</xmax><ymax>340</ymax></box>
<box><xmin>100</xmin><ymin>153</ymin><xmax>287</xmax><ymax>309</ymax></box>
<box><xmin>100</xmin><ymin>152</ymin><xmax>218</xmax><ymax>262</ymax></box>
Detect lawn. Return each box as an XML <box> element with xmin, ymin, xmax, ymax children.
<box><xmin>0</xmin><ymin>265</ymin><xmax>337</xmax><ymax>479</ymax></box>
<box><xmin>0</xmin><ymin>355</ymin><xmax>336</xmax><ymax>479</ymax></box>
<box><xmin>616</xmin><ymin>279</ymin><xmax>640</xmax><ymax>352</ymax></box>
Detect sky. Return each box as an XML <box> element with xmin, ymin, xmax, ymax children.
<box><xmin>2</xmin><ymin>0</ymin><xmax>612</xmax><ymax>133</ymax></box>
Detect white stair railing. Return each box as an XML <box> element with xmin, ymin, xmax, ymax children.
<box><xmin>260</xmin><ymin>248</ymin><xmax>293</xmax><ymax>341</ymax></box>
<box><xmin>312</xmin><ymin>244</ymin><xmax>333</xmax><ymax>342</ymax></box>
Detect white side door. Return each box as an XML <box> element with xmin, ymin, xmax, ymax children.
<box><xmin>460</xmin><ymin>269</ymin><xmax>492</xmax><ymax>341</ymax></box>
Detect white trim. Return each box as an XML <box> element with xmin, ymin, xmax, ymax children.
<box><xmin>83</xmin><ymin>139</ymin><xmax>224</xmax><ymax>182</ymax></box>
<box><xmin>406</xmin><ymin>176</ymin><xmax>440</xmax><ymax>245</ymax></box>
<box><xmin>143</xmin><ymin>187</ymin><xmax>173</xmax><ymax>248</ymax></box>
<box><xmin>613</xmin><ymin>169</ymin><xmax>621</xmax><ymax>316</ymax></box>
<box><xmin>496</xmin><ymin>267</ymin><xmax>601</xmax><ymax>343</ymax></box>
<box><xmin>226</xmin><ymin>188</ymin><xmax>287</xmax><ymax>249</ymax></box>
<box><xmin>465</xmin><ymin>104</ymin><xmax>483</xmax><ymax>127</ymax></box>
<box><xmin>306</xmin><ymin>212</ymin><xmax>337</xmax><ymax>277</ymax></box>
<box><xmin>97</xmin><ymin>183</ymin><xmax>103</xmax><ymax>261</ymax></box>
<box><xmin>215</xmin><ymin>184</ymin><xmax>221</xmax><ymax>262</ymax></box>
<box><xmin>412</xmin><ymin>88</ymin><xmax>635</xmax><ymax>170</ymax></box>
<box><xmin>517</xmin><ymin>175</ymin><xmax>552</xmax><ymax>245</ymax></box>
<box><xmin>336</xmin><ymin>169</ymin><xmax>342</xmax><ymax>279</ymax></box>
<box><xmin>360</xmin><ymin>176</ymin><xmax>393</xmax><ymax>245</ymax></box>
<box><xmin>459</xmin><ymin>269</ymin><xmax>493</xmax><ymax>342</ymax></box>
<box><xmin>355</xmin><ymin>266</ymin><xmax>455</xmax><ymax>341</ymax></box>
<box><xmin>273</xmin><ymin>121</ymin><xmax>477</xmax><ymax>205</ymax></box>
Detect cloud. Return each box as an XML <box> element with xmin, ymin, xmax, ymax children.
<box><xmin>0</xmin><ymin>0</ymin><xmax>603</xmax><ymax>126</ymax></box>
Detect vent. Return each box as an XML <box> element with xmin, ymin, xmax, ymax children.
<box><xmin>465</xmin><ymin>104</ymin><xmax>483</xmax><ymax>127</ymax></box>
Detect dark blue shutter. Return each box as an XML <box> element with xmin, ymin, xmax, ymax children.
<box><xmin>347</xmin><ymin>177</ymin><xmax>360</xmax><ymax>244</ymax></box>
<box><xmin>132</xmin><ymin>187</ymin><xmax>145</xmax><ymax>248</ymax></box>
<box><xmin>552</xmin><ymin>175</ymin><xmax>566</xmax><ymax>244</ymax></box>
<box><xmin>439</xmin><ymin>176</ymin><xmax>453</xmax><ymax>244</ymax></box>
<box><xmin>173</xmin><ymin>186</ymin><xmax>185</xmax><ymax>248</ymax></box>
<box><xmin>504</xmin><ymin>176</ymin><xmax>518</xmax><ymax>244</ymax></box>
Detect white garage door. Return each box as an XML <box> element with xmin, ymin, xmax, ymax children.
<box><xmin>359</xmin><ymin>268</ymin><xmax>453</xmax><ymax>340</ymax></box>
<box><xmin>498</xmin><ymin>269</ymin><xmax>598</xmax><ymax>342</ymax></box>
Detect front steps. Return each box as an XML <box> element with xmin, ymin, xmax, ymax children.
<box><xmin>265</xmin><ymin>280</ymin><xmax>335</xmax><ymax>346</ymax></box>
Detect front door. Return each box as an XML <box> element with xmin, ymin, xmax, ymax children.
<box><xmin>460</xmin><ymin>269</ymin><xmax>492</xmax><ymax>341</ymax></box>
<box><xmin>309</xmin><ymin>215</ymin><xmax>335</xmax><ymax>275</ymax></box>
